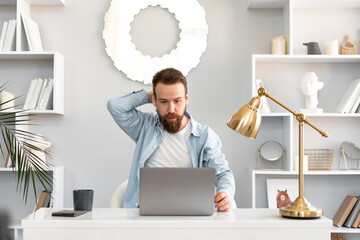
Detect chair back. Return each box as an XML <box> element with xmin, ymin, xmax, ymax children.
<box><xmin>110</xmin><ymin>180</ymin><xmax>128</xmax><ymax>208</ymax></box>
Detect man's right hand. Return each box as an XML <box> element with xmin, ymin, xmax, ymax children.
<box><xmin>147</xmin><ymin>91</ymin><xmax>153</xmax><ymax>103</ymax></box>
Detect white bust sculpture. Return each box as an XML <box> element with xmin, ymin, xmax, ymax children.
<box><xmin>300</xmin><ymin>72</ymin><xmax>324</xmax><ymax>113</ymax></box>
<box><xmin>255</xmin><ymin>79</ymin><xmax>271</xmax><ymax>113</ymax></box>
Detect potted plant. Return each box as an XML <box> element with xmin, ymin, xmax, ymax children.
<box><xmin>1</xmin><ymin>83</ymin><xmax>52</xmax><ymax>203</ymax></box>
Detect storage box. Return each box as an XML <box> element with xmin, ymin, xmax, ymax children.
<box><xmin>304</xmin><ymin>149</ymin><xmax>334</xmax><ymax>170</ymax></box>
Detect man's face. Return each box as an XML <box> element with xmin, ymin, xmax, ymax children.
<box><xmin>152</xmin><ymin>82</ymin><xmax>189</xmax><ymax>133</ymax></box>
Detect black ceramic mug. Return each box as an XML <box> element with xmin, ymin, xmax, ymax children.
<box><xmin>73</xmin><ymin>189</ymin><xmax>94</xmax><ymax>211</ymax></box>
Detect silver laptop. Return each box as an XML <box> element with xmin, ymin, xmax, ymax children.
<box><xmin>139</xmin><ymin>168</ymin><xmax>215</xmax><ymax>216</ymax></box>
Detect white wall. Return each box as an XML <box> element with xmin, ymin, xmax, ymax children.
<box><xmin>26</xmin><ymin>0</ymin><xmax>282</xmax><ymax>210</ymax></box>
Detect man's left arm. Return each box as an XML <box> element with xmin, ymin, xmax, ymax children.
<box><xmin>202</xmin><ymin>127</ymin><xmax>235</xmax><ymax>212</ymax></box>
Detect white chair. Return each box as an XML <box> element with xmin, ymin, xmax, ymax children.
<box><xmin>110</xmin><ymin>180</ymin><xmax>128</xmax><ymax>208</ymax></box>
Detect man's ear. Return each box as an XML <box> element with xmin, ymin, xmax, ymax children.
<box><xmin>185</xmin><ymin>92</ymin><xmax>189</xmax><ymax>105</ymax></box>
<box><xmin>152</xmin><ymin>94</ymin><xmax>156</xmax><ymax>106</ymax></box>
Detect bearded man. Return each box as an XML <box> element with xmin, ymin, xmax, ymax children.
<box><xmin>107</xmin><ymin>68</ymin><xmax>235</xmax><ymax>212</ymax></box>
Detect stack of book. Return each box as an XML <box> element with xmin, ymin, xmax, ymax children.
<box><xmin>334</xmin><ymin>79</ymin><xmax>360</xmax><ymax>113</ymax></box>
<box><xmin>24</xmin><ymin>78</ymin><xmax>54</xmax><ymax>110</ymax></box>
<box><xmin>21</xmin><ymin>14</ymin><xmax>43</xmax><ymax>51</ymax></box>
<box><xmin>0</xmin><ymin>19</ymin><xmax>16</xmax><ymax>51</ymax></box>
<box><xmin>333</xmin><ymin>195</ymin><xmax>360</xmax><ymax>228</ymax></box>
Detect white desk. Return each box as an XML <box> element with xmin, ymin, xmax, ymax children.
<box><xmin>22</xmin><ymin>208</ymin><xmax>332</xmax><ymax>240</ymax></box>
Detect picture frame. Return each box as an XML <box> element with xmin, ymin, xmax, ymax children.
<box><xmin>266</xmin><ymin>179</ymin><xmax>298</xmax><ymax>209</ymax></box>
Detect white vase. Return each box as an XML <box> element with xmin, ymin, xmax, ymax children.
<box><xmin>271</xmin><ymin>35</ymin><xmax>286</xmax><ymax>55</ymax></box>
<box><xmin>294</xmin><ymin>155</ymin><xmax>308</xmax><ymax>171</ymax></box>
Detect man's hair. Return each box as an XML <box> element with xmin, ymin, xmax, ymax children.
<box><xmin>152</xmin><ymin>68</ymin><xmax>187</xmax><ymax>98</ymax></box>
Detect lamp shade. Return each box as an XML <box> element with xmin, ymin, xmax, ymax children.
<box><xmin>227</xmin><ymin>96</ymin><xmax>262</xmax><ymax>139</ymax></box>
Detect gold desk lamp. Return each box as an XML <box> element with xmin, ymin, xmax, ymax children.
<box><xmin>228</xmin><ymin>87</ymin><xmax>328</xmax><ymax>219</ymax></box>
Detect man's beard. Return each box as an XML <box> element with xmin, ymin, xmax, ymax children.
<box><xmin>158</xmin><ymin>109</ymin><xmax>185</xmax><ymax>134</ymax></box>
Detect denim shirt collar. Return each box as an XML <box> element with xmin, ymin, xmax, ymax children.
<box><xmin>155</xmin><ymin>112</ymin><xmax>201</xmax><ymax>137</ymax></box>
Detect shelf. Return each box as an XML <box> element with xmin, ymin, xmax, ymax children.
<box><xmin>332</xmin><ymin>226</ymin><xmax>360</xmax><ymax>233</ymax></box>
<box><xmin>26</xmin><ymin>0</ymin><xmax>65</xmax><ymax>5</ymax></box>
<box><xmin>261</xmin><ymin>113</ymin><xmax>292</xmax><ymax>117</ymax></box>
<box><xmin>0</xmin><ymin>0</ymin><xmax>64</xmax><ymax>5</ymax></box>
<box><xmin>254</xmin><ymin>54</ymin><xmax>360</xmax><ymax>63</ymax></box>
<box><xmin>247</xmin><ymin>0</ymin><xmax>288</xmax><ymax>9</ymax></box>
<box><xmin>0</xmin><ymin>51</ymin><xmax>60</xmax><ymax>60</ymax></box>
<box><xmin>0</xmin><ymin>109</ymin><xmax>64</xmax><ymax>115</ymax></box>
<box><xmin>0</xmin><ymin>166</ymin><xmax>62</xmax><ymax>172</ymax></box>
<box><xmin>0</xmin><ymin>167</ymin><xmax>13</xmax><ymax>171</ymax></box>
<box><xmin>262</xmin><ymin>112</ymin><xmax>360</xmax><ymax>117</ymax></box>
<box><xmin>251</xmin><ymin>169</ymin><xmax>360</xmax><ymax>175</ymax></box>
<box><xmin>248</xmin><ymin>0</ymin><xmax>360</xmax><ymax>9</ymax></box>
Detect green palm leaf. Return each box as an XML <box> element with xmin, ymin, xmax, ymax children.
<box><xmin>0</xmin><ymin>85</ymin><xmax>53</xmax><ymax>204</ymax></box>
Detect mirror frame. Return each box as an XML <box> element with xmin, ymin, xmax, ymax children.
<box><xmin>103</xmin><ymin>0</ymin><xmax>208</xmax><ymax>84</ymax></box>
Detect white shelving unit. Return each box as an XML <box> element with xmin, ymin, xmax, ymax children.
<box><xmin>0</xmin><ymin>1</ymin><xmax>65</xmax><ymax>239</ymax></box>
<box><xmin>248</xmin><ymin>0</ymin><xmax>360</xmax><ymax>237</ymax></box>
<box><xmin>0</xmin><ymin>0</ymin><xmax>65</xmax><ymax>114</ymax></box>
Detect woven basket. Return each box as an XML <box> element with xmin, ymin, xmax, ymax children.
<box><xmin>304</xmin><ymin>149</ymin><xmax>334</xmax><ymax>170</ymax></box>
<box><xmin>331</xmin><ymin>233</ymin><xmax>346</xmax><ymax>240</ymax></box>
<box><xmin>342</xmin><ymin>35</ymin><xmax>358</xmax><ymax>55</ymax></box>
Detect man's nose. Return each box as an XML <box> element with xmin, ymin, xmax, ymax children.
<box><xmin>168</xmin><ymin>102</ymin><xmax>175</xmax><ymax>113</ymax></box>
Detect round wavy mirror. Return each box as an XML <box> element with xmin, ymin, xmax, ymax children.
<box><xmin>103</xmin><ymin>0</ymin><xmax>208</xmax><ymax>84</ymax></box>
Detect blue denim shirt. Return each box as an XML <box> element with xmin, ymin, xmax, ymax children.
<box><xmin>107</xmin><ymin>89</ymin><xmax>235</xmax><ymax>208</ymax></box>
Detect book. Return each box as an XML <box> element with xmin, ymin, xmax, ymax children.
<box><xmin>2</xmin><ymin>19</ymin><xmax>16</xmax><ymax>51</ymax></box>
<box><xmin>24</xmin><ymin>78</ymin><xmax>38</xmax><ymax>109</ymax></box>
<box><xmin>28</xmin><ymin>78</ymin><xmax>44</xmax><ymax>109</ymax></box>
<box><xmin>344</xmin><ymin>195</ymin><xmax>360</xmax><ymax>227</ymax></box>
<box><xmin>352</xmin><ymin>210</ymin><xmax>360</xmax><ymax>228</ymax></box>
<box><xmin>333</xmin><ymin>195</ymin><xmax>358</xmax><ymax>227</ymax></box>
<box><xmin>22</xmin><ymin>16</ymin><xmax>43</xmax><ymax>52</ymax></box>
<box><xmin>0</xmin><ymin>21</ymin><xmax>8</xmax><ymax>51</ymax></box>
<box><xmin>21</xmin><ymin>14</ymin><xmax>32</xmax><ymax>51</ymax></box>
<box><xmin>349</xmin><ymin>93</ymin><xmax>360</xmax><ymax>114</ymax></box>
<box><xmin>37</xmin><ymin>78</ymin><xmax>53</xmax><ymax>110</ymax></box>
<box><xmin>35</xmin><ymin>77</ymin><xmax>49</xmax><ymax>109</ymax></box>
<box><xmin>35</xmin><ymin>191</ymin><xmax>48</xmax><ymax>211</ymax></box>
<box><xmin>334</xmin><ymin>79</ymin><xmax>360</xmax><ymax>113</ymax></box>
<box><xmin>52</xmin><ymin>210</ymin><xmax>87</xmax><ymax>217</ymax></box>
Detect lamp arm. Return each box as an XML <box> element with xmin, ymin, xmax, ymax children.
<box><xmin>258</xmin><ymin>88</ymin><xmax>328</xmax><ymax>138</ymax></box>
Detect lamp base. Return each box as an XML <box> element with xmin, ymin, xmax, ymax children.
<box><xmin>280</xmin><ymin>196</ymin><xmax>323</xmax><ymax>219</ymax></box>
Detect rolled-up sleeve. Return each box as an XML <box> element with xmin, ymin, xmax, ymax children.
<box><xmin>202</xmin><ymin>128</ymin><xmax>235</xmax><ymax>200</ymax></box>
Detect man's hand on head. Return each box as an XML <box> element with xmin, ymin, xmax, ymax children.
<box><xmin>214</xmin><ymin>192</ymin><xmax>231</xmax><ymax>212</ymax></box>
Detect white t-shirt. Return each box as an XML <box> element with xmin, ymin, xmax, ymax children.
<box><xmin>145</xmin><ymin>121</ymin><xmax>192</xmax><ymax>168</ymax></box>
